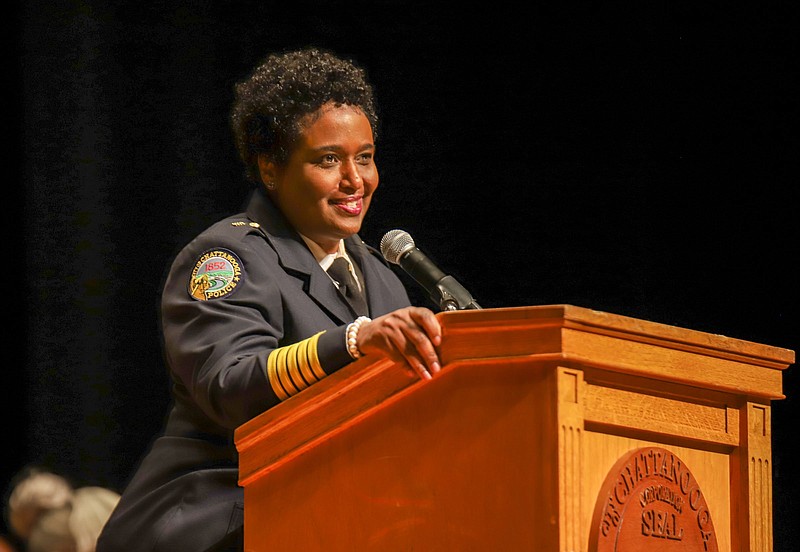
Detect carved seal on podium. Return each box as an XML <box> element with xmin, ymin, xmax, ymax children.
<box><xmin>589</xmin><ymin>446</ymin><xmax>719</xmax><ymax>551</ymax></box>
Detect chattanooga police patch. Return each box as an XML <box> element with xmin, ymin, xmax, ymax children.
<box><xmin>189</xmin><ymin>249</ymin><xmax>243</xmax><ymax>300</ymax></box>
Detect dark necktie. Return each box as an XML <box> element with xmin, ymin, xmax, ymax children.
<box><xmin>326</xmin><ymin>257</ymin><xmax>369</xmax><ymax>316</ymax></box>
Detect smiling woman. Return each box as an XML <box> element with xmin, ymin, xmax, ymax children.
<box><xmin>94</xmin><ymin>47</ymin><xmax>444</xmax><ymax>552</ymax></box>
<box><xmin>258</xmin><ymin>103</ymin><xmax>379</xmax><ymax>251</ymax></box>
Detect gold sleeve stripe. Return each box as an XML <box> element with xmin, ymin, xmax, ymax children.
<box><xmin>286</xmin><ymin>343</ymin><xmax>308</xmax><ymax>391</ymax></box>
<box><xmin>275</xmin><ymin>346</ymin><xmax>299</xmax><ymax>398</ymax></box>
<box><xmin>297</xmin><ymin>336</ymin><xmax>318</xmax><ymax>387</ymax></box>
<box><xmin>308</xmin><ymin>332</ymin><xmax>326</xmax><ymax>380</ymax></box>
<box><xmin>265</xmin><ymin>331</ymin><xmax>326</xmax><ymax>401</ymax></box>
<box><xmin>266</xmin><ymin>349</ymin><xmax>290</xmax><ymax>401</ymax></box>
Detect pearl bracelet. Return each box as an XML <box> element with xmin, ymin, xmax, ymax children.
<box><xmin>346</xmin><ymin>316</ymin><xmax>371</xmax><ymax>359</ymax></box>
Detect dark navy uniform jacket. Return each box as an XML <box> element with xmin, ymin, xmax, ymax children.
<box><xmin>96</xmin><ymin>188</ymin><xmax>411</xmax><ymax>552</ymax></box>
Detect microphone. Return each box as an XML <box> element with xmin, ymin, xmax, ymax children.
<box><xmin>380</xmin><ymin>229</ymin><xmax>481</xmax><ymax>311</ymax></box>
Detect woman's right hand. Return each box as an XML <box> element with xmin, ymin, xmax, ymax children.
<box><xmin>355</xmin><ymin>306</ymin><xmax>442</xmax><ymax>380</ymax></box>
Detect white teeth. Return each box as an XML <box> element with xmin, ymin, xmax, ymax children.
<box><xmin>346</xmin><ymin>201</ymin><xmax>357</xmax><ymax>208</ymax></box>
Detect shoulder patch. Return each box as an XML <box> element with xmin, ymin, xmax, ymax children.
<box><xmin>189</xmin><ymin>248</ymin><xmax>244</xmax><ymax>301</ymax></box>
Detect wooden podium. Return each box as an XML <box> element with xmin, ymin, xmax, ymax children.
<box><xmin>234</xmin><ymin>305</ymin><xmax>794</xmax><ymax>551</ymax></box>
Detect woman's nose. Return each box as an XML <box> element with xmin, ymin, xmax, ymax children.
<box><xmin>340</xmin><ymin>160</ymin><xmax>363</xmax><ymax>190</ymax></box>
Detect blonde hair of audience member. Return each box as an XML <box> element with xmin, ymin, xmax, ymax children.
<box><xmin>67</xmin><ymin>488</ymin><xmax>120</xmax><ymax>552</ymax></box>
<box><xmin>7</xmin><ymin>471</ymin><xmax>73</xmax><ymax>541</ymax></box>
<box><xmin>25</xmin><ymin>506</ymin><xmax>73</xmax><ymax>552</ymax></box>
<box><xmin>8</xmin><ymin>471</ymin><xmax>120</xmax><ymax>552</ymax></box>
<box><xmin>27</xmin><ymin>487</ymin><xmax>120</xmax><ymax>552</ymax></box>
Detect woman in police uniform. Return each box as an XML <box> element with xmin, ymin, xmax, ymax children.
<box><xmin>96</xmin><ymin>47</ymin><xmax>442</xmax><ymax>552</ymax></box>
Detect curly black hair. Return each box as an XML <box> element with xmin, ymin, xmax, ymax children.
<box><xmin>230</xmin><ymin>47</ymin><xmax>379</xmax><ymax>184</ymax></box>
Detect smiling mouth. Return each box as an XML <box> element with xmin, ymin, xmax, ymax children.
<box><xmin>332</xmin><ymin>197</ymin><xmax>363</xmax><ymax>215</ymax></box>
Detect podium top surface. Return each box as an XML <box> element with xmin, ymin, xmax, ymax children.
<box><xmin>439</xmin><ymin>304</ymin><xmax>794</xmax><ymax>364</ymax></box>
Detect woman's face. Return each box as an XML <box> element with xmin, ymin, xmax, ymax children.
<box><xmin>265</xmin><ymin>104</ymin><xmax>379</xmax><ymax>254</ymax></box>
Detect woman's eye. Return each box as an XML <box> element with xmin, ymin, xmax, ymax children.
<box><xmin>319</xmin><ymin>154</ymin><xmax>338</xmax><ymax>166</ymax></box>
<box><xmin>356</xmin><ymin>152</ymin><xmax>373</xmax><ymax>164</ymax></box>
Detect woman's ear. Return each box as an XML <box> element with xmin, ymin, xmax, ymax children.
<box><xmin>257</xmin><ymin>155</ymin><xmax>278</xmax><ymax>190</ymax></box>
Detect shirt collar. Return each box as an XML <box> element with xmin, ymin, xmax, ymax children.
<box><xmin>299</xmin><ymin>235</ymin><xmax>363</xmax><ymax>292</ymax></box>
<box><xmin>299</xmin><ymin>235</ymin><xmax>348</xmax><ymax>271</ymax></box>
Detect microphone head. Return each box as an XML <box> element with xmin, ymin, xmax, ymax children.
<box><xmin>380</xmin><ymin>229</ymin><xmax>415</xmax><ymax>264</ymax></box>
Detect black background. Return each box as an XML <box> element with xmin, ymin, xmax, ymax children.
<box><xmin>6</xmin><ymin>1</ymin><xmax>798</xmax><ymax>549</ymax></box>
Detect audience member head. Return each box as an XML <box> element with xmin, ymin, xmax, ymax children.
<box><xmin>66</xmin><ymin>487</ymin><xmax>120</xmax><ymax>552</ymax></box>
<box><xmin>6</xmin><ymin>469</ymin><xmax>73</xmax><ymax>541</ymax></box>
<box><xmin>5</xmin><ymin>469</ymin><xmax>120</xmax><ymax>552</ymax></box>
